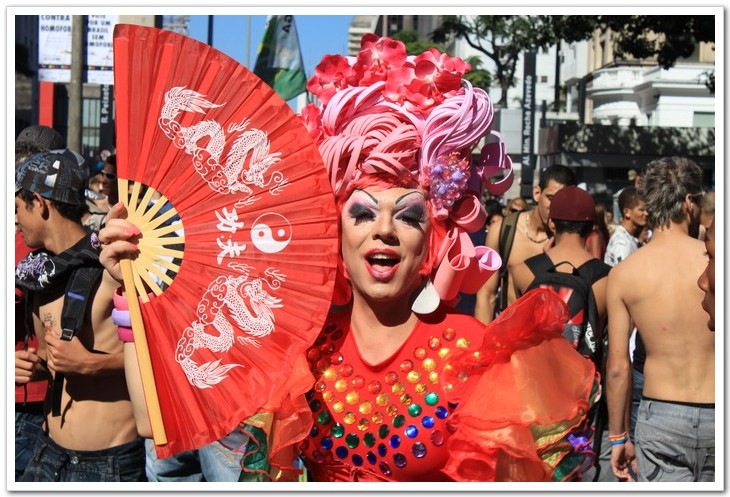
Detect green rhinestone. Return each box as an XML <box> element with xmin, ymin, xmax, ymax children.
<box><xmin>408</xmin><ymin>403</ymin><xmax>423</xmax><ymax>417</ymax></box>
<box><xmin>393</xmin><ymin>414</ymin><xmax>406</xmax><ymax>428</ymax></box>
<box><xmin>331</xmin><ymin>423</ymin><xmax>345</xmax><ymax>438</ymax></box>
<box><xmin>317</xmin><ymin>410</ymin><xmax>332</xmax><ymax>425</ymax></box>
<box><xmin>346</xmin><ymin>433</ymin><xmax>360</xmax><ymax>449</ymax></box>
<box><xmin>363</xmin><ymin>432</ymin><xmax>376</xmax><ymax>447</ymax></box>
<box><xmin>378</xmin><ymin>424</ymin><xmax>390</xmax><ymax>439</ymax></box>
<box><xmin>424</xmin><ymin>392</ymin><xmax>439</xmax><ymax>406</ymax></box>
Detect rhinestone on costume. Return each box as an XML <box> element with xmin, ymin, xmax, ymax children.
<box><xmin>443</xmin><ymin>383</ymin><xmax>453</xmax><ymax>392</ymax></box>
<box><xmin>331</xmin><ymin>328</ymin><xmax>343</xmax><ymax>340</ymax></box>
<box><xmin>309</xmin><ymin>425</ymin><xmax>319</xmax><ymax>437</ymax></box>
<box><xmin>390</xmin><ymin>435</ymin><xmax>401</xmax><ymax>448</ymax></box>
<box><xmin>345</xmin><ymin>391</ymin><xmax>360</xmax><ymax>405</ymax></box>
<box><xmin>386</xmin><ymin>404</ymin><xmax>398</xmax><ymax>417</ymax></box>
<box><xmin>315</xmin><ymin>358</ymin><xmax>330</xmax><ymax>372</ymax></box>
<box><xmin>456</xmin><ymin>337</ymin><xmax>470</xmax><ymax>348</ymax></box>
<box><xmin>317</xmin><ymin>410</ymin><xmax>332</xmax><ymax>424</ymax></box>
<box><xmin>335</xmin><ymin>446</ymin><xmax>348</xmax><ymax>459</ymax></box>
<box><xmin>431</xmin><ymin>430</ymin><xmax>445</xmax><ymax>446</ymax></box>
<box><xmin>406</xmin><ymin>370</ymin><xmax>420</xmax><ymax>383</ymax></box>
<box><xmin>415</xmin><ymin>383</ymin><xmax>427</xmax><ymax>394</ymax></box>
<box><xmin>378</xmin><ymin>442</ymin><xmax>388</xmax><ymax>457</ymax></box>
<box><xmin>331</xmin><ymin>423</ymin><xmax>345</xmax><ymax>438</ymax></box>
<box><xmin>321</xmin><ymin>342</ymin><xmax>335</xmax><ymax>355</ymax></box>
<box><xmin>438</xmin><ymin>347</ymin><xmax>450</xmax><ymax>359</ymax></box>
<box><xmin>323</xmin><ymin>391</ymin><xmax>335</xmax><ymax>403</ymax></box>
<box><xmin>321</xmin><ymin>437</ymin><xmax>333</xmax><ymax>450</ymax></box>
<box><xmin>309</xmin><ymin>399</ymin><xmax>322</xmax><ymax>412</ymax></box>
<box><xmin>343</xmin><ymin>412</ymin><xmax>356</xmax><ymax>424</ymax></box>
<box><xmin>333</xmin><ymin>401</ymin><xmax>345</xmax><ymax>413</ymax></box>
<box><xmin>307</xmin><ymin>348</ymin><xmax>321</xmax><ymax>362</ymax></box>
<box><xmin>422</xmin><ymin>358</ymin><xmax>436</xmax><ymax>371</ymax></box>
<box><xmin>368</xmin><ymin>381</ymin><xmax>382</xmax><ymax>394</ymax></box>
<box><xmin>422</xmin><ymin>416</ymin><xmax>435</xmax><ymax>428</ymax></box>
<box><xmin>400</xmin><ymin>394</ymin><xmax>413</xmax><ymax>406</ymax></box>
<box><xmin>443</xmin><ymin>328</ymin><xmax>456</xmax><ymax>341</ymax></box>
<box><xmin>346</xmin><ymin>433</ymin><xmax>360</xmax><ymax>449</ymax></box>
<box><xmin>413</xmin><ymin>347</ymin><xmax>427</xmax><ymax>360</ymax></box>
<box><xmin>364</xmin><ymin>432</ymin><xmax>376</xmax><ymax>447</ymax></box>
<box><xmin>408</xmin><ymin>404</ymin><xmax>422</xmax><ymax>417</ymax></box>
<box><xmin>379</xmin><ymin>461</ymin><xmax>392</xmax><ymax>476</ymax></box>
<box><xmin>352</xmin><ymin>454</ymin><xmax>364</xmax><ymax>466</ymax></box>
<box><xmin>331</xmin><ymin>353</ymin><xmax>344</xmax><ymax>365</ymax></box>
<box><xmin>312</xmin><ymin>450</ymin><xmax>324</xmax><ymax>463</ymax></box>
<box><xmin>314</xmin><ymin>381</ymin><xmax>326</xmax><ymax>392</ymax></box>
<box><xmin>392</xmin><ymin>382</ymin><xmax>405</xmax><ymax>395</ymax></box>
<box><xmin>425</xmin><ymin>392</ymin><xmax>439</xmax><ymax>406</ymax></box>
<box><xmin>400</xmin><ymin>359</ymin><xmax>414</xmax><ymax>372</ymax></box>
<box><xmin>335</xmin><ymin>379</ymin><xmax>348</xmax><ymax>392</ymax></box>
<box><xmin>372</xmin><ymin>412</ymin><xmax>384</xmax><ymax>424</ymax></box>
<box><xmin>405</xmin><ymin>425</ymin><xmax>418</xmax><ymax>438</ymax></box>
<box><xmin>367</xmin><ymin>451</ymin><xmax>377</xmax><ymax>465</ymax></box>
<box><xmin>358</xmin><ymin>418</ymin><xmax>370</xmax><ymax>431</ymax></box>
<box><xmin>359</xmin><ymin>401</ymin><xmax>373</xmax><ymax>415</ymax></box>
<box><xmin>393</xmin><ymin>453</ymin><xmax>407</xmax><ymax>468</ymax></box>
<box><xmin>428</xmin><ymin>337</ymin><xmax>441</xmax><ymax>350</ymax></box>
<box><xmin>351</xmin><ymin>375</ymin><xmax>365</xmax><ymax>390</ymax></box>
<box><xmin>393</xmin><ymin>414</ymin><xmax>406</xmax><ymax>428</ymax></box>
<box><xmin>428</xmin><ymin>371</ymin><xmax>439</xmax><ymax>384</ymax></box>
<box><xmin>412</xmin><ymin>442</ymin><xmax>427</xmax><ymax>458</ymax></box>
<box><xmin>323</xmin><ymin>368</ymin><xmax>337</xmax><ymax>381</ymax></box>
<box><xmin>376</xmin><ymin>393</ymin><xmax>389</xmax><ymax>406</ymax></box>
<box><xmin>339</xmin><ymin>363</ymin><xmax>354</xmax><ymax>377</ymax></box>
<box><xmin>385</xmin><ymin>371</ymin><xmax>399</xmax><ymax>385</ymax></box>
<box><xmin>379</xmin><ymin>424</ymin><xmax>390</xmax><ymax>439</ymax></box>
<box><xmin>434</xmin><ymin>406</ymin><xmax>448</xmax><ymax>419</ymax></box>
<box><xmin>458</xmin><ymin>371</ymin><xmax>469</xmax><ymax>382</ymax></box>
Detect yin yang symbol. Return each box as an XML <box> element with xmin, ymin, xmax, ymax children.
<box><xmin>251</xmin><ymin>213</ymin><xmax>292</xmax><ymax>254</ymax></box>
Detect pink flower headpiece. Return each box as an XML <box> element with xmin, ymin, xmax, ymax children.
<box><xmin>302</xmin><ymin>34</ymin><xmax>514</xmax><ymax>306</ymax></box>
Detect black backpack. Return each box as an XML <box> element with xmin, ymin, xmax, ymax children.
<box><xmin>524</xmin><ymin>253</ymin><xmax>610</xmax><ymax>368</ymax></box>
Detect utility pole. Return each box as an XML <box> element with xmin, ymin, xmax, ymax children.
<box><xmin>67</xmin><ymin>15</ymin><xmax>84</xmax><ymax>153</ymax></box>
<box><xmin>208</xmin><ymin>15</ymin><xmax>214</xmax><ymax>46</ymax></box>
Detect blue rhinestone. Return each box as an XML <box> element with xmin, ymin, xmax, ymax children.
<box><xmin>412</xmin><ymin>442</ymin><xmax>427</xmax><ymax>458</ymax></box>
<box><xmin>389</xmin><ymin>435</ymin><xmax>401</xmax><ymax>448</ymax></box>
<box><xmin>352</xmin><ymin>454</ymin><xmax>364</xmax><ymax>466</ymax></box>
<box><xmin>321</xmin><ymin>437</ymin><xmax>333</xmax><ymax>450</ymax></box>
<box><xmin>379</xmin><ymin>461</ymin><xmax>392</xmax><ymax>476</ymax></box>
<box><xmin>309</xmin><ymin>425</ymin><xmax>319</xmax><ymax>437</ymax></box>
<box><xmin>434</xmin><ymin>406</ymin><xmax>449</xmax><ymax>419</ymax></box>
<box><xmin>405</xmin><ymin>425</ymin><xmax>418</xmax><ymax>438</ymax></box>
<box><xmin>335</xmin><ymin>446</ymin><xmax>348</xmax><ymax>459</ymax></box>
<box><xmin>366</xmin><ymin>451</ymin><xmax>377</xmax><ymax>464</ymax></box>
<box><xmin>421</xmin><ymin>416</ymin><xmax>435</xmax><ymax>428</ymax></box>
<box><xmin>378</xmin><ymin>443</ymin><xmax>388</xmax><ymax>457</ymax></box>
<box><xmin>393</xmin><ymin>453</ymin><xmax>407</xmax><ymax>468</ymax></box>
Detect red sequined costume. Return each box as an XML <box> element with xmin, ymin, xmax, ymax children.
<box><xmin>299</xmin><ymin>289</ymin><xmax>598</xmax><ymax>482</ymax></box>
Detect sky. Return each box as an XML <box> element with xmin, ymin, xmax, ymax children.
<box><xmin>186</xmin><ymin>15</ymin><xmax>353</xmax><ymax>80</ymax></box>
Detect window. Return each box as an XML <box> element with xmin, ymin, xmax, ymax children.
<box><xmin>540</xmin><ymin>75</ymin><xmax>548</xmax><ymax>83</ymax></box>
<box><xmin>693</xmin><ymin>112</ymin><xmax>715</xmax><ymax>128</ymax></box>
<box><xmin>82</xmin><ymin>97</ymin><xmax>101</xmax><ymax>158</ymax></box>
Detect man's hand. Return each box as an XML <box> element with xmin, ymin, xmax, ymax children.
<box><xmin>15</xmin><ymin>347</ymin><xmax>41</xmax><ymax>384</ymax></box>
<box><xmin>610</xmin><ymin>442</ymin><xmax>636</xmax><ymax>481</ymax></box>
<box><xmin>45</xmin><ymin>332</ymin><xmax>96</xmax><ymax>375</ymax></box>
<box><xmin>98</xmin><ymin>202</ymin><xmax>140</xmax><ymax>284</ymax></box>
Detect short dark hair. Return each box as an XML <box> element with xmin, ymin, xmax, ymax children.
<box><xmin>617</xmin><ymin>186</ymin><xmax>642</xmax><ymax>214</ymax></box>
<box><xmin>553</xmin><ymin>219</ymin><xmax>593</xmax><ymax>238</ymax></box>
<box><xmin>16</xmin><ymin>188</ymin><xmax>88</xmax><ymax>223</ymax></box>
<box><xmin>538</xmin><ymin>164</ymin><xmax>577</xmax><ymax>190</ymax></box>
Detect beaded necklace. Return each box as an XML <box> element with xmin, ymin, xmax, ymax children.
<box><xmin>524</xmin><ymin>212</ymin><xmax>549</xmax><ymax>244</ymax></box>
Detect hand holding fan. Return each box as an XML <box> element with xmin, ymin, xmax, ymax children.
<box><xmin>113</xmin><ymin>24</ymin><xmax>338</xmax><ymax>457</ymax></box>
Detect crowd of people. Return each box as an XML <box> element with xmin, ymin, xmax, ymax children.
<box><xmin>14</xmin><ymin>34</ymin><xmax>716</xmax><ymax>484</ymax></box>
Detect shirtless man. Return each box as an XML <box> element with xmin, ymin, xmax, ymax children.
<box><xmin>14</xmin><ymin>150</ymin><xmax>144</xmax><ymax>482</ymax></box>
<box><xmin>474</xmin><ymin>164</ymin><xmax>576</xmax><ymax>324</ymax></box>
<box><xmin>606</xmin><ymin>157</ymin><xmax>714</xmax><ymax>482</ymax></box>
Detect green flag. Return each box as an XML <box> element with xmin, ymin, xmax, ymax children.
<box><xmin>254</xmin><ymin>15</ymin><xmax>307</xmax><ymax>101</ymax></box>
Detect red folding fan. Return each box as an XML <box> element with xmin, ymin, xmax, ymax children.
<box><xmin>113</xmin><ymin>24</ymin><xmax>338</xmax><ymax>458</ymax></box>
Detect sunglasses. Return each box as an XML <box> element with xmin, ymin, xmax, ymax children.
<box><xmin>101</xmin><ymin>172</ymin><xmax>116</xmax><ymax>180</ymax></box>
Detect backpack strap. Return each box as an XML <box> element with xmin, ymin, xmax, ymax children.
<box><xmin>523</xmin><ymin>252</ymin><xmax>555</xmax><ymax>276</ymax></box>
<box><xmin>496</xmin><ymin>211</ymin><xmax>521</xmax><ymax>313</ymax></box>
<box><xmin>50</xmin><ymin>265</ymin><xmax>104</xmax><ymax>417</ymax></box>
<box><xmin>576</xmin><ymin>258</ymin><xmax>611</xmax><ymax>284</ymax></box>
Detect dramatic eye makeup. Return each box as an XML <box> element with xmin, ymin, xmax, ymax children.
<box><xmin>394</xmin><ymin>192</ymin><xmax>427</xmax><ymax>226</ymax></box>
<box><xmin>346</xmin><ymin>190</ymin><xmax>378</xmax><ymax>225</ymax></box>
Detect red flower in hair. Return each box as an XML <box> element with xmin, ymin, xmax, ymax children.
<box><xmin>353</xmin><ymin>33</ymin><xmax>408</xmax><ymax>85</ymax></box>
<box><xmin>306</xmin><ymin>54</ymin><xmax>355</xmax><ymax>106</ymax></box>
<box><xmin>394</xmin><ymin>49</ymin><xmax>471</xmax><ymax>112</ymax></box>
<box><xmin>299</xmin><ymin>103</ymin><xmax>323</xmax><ymax>143</ymax></box>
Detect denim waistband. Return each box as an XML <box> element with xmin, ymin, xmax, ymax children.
<box><xmin>39</xmin><ymin>431</ymin><xmax>144</xmax><ymax>460</ymax></box>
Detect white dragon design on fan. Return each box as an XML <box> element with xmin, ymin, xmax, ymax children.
<box><xmin>175</xmin><ymin>264</ymin><xmax>286</xmax><ymax>388</ymax></box>
<box><xmin>159</xmin><ymin>86</ymin><xmax>288</xmax><ymax>204</ymax></box>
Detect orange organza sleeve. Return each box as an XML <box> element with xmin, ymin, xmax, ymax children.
<box><xmin>441</xmin><ymin>288</ymin><xmax>599</xmax><ymax>482</ymax></box>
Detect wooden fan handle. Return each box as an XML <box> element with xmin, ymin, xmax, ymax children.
<box><xmin>120</xmin><ymin>258</ymin><xmax>168</xmax><ymax>445</ymax></box>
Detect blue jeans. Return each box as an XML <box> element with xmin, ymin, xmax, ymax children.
<box><xmin>15</xmin><ymin>407</ymin><xmax>44</xmax><ymax>481</ymax></box>
<box><xmin>20</xmin><ymin>432</ymin><xmax>146</xmax><ymax>482</ymax></box>
<box><xmin>635</xmin><ymin>398</ymin><xmax>714</xmax><ymax>482</ymax></box>
<box><xmin>146</xmin><ymin>437</ymin><xmax>247</xmax><ymax>482</ymax></box>
<box><xmin>630</xmin><ymin>368</ymin><xmax>644</xmax><ymax>441</ymax></box>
